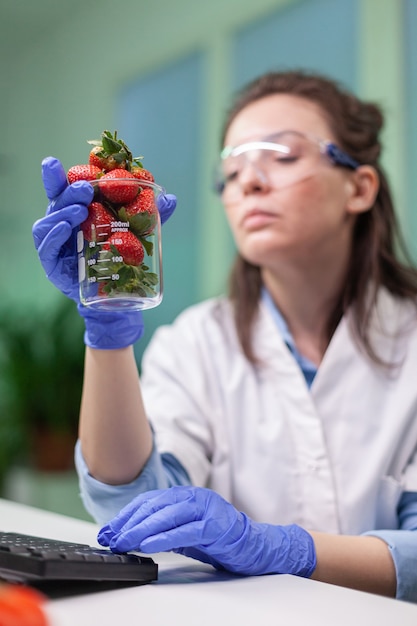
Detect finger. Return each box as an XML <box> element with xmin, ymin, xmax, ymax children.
<box><xmin>113</xmin><ymin>519</ymin><xmax>207</xmax><ymax>554</ymax></box>
<box><xmin>100</xmin><ymin>489</ymin><xmax>169</xmax><ymax>538</ymax></box>
<box><xmin>104</xmin><ymin>487</ymin><xmax>191</xmax><ymax>537</ymax></box>
<box><xmin>97</xmin><ymin>526</ymin><xmax>113</xmax><ymax>547</ymax></box>
<box><xmin>174</xmin><ymin>546</ymin><xmax>220</xmax><ymax>567</ymax></box>
<box><xmin>47</xmin><ymin>181</ymin><xmax>94</xmax><ymax>215</ymax></box>
<box><xmin>157</xmin><ymin>193</ymin><xmax>177</xmax><ymax>225</ymax></box>
<box><xmin>33</xmin><ymin>204</ymin><xmax>88</xmax><ymax>248</ymax></box>
<box><xmin>115</xmin><ymin>487</ymin><xmax>197</xmax><ymax>535</ymax></box>
<box><xmin>109</xmin><ymin>497</ymin><xmax>202</xmax><ymax>552</ymax></box>
<box><xmin>140</xmin><ymin>520</ymin><xmax>209</xmax><ymax>552</ymax></box>
<box><xmin>42</xmin><ymin>157</ymin><xmax>68</xmax><ymax>200</ymax></box>
<box><xmin>36</xmin><ymin>222</ymin><xmax>73</xmax><ymax>271</ymax></box>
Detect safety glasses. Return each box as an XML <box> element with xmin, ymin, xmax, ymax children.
<box><xmin>214</xmin><ymin>130</ymin><xmax>360</xmax><ymax>202</ymax></box>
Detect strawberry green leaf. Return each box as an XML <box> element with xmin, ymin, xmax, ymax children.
<box><xmin>139</xmin><ymin>235</ymin><xmax>154</xmax><ymax>257</ymax></box>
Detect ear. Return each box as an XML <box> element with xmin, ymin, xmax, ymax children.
<box><xmin>345</xmin><ymin>165</ymin><xmax>379</xmax><ymax>215</ymax></box>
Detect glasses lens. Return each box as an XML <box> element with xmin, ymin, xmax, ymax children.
<box><xmin>216</xmin><ymin>131</ymin><xmax>324</xmax><ymax>201</ymax></box>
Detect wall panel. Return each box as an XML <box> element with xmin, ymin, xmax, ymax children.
<box><xmin>117</xmin><ymin>53</ymin><xmax>204</xmax><ymax>356</ymax></box>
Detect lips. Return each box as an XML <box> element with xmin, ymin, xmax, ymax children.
<box><xmin>241</xmin><ymin>208</ymin><xmax>278</xmax><ymax>230</ymax></box>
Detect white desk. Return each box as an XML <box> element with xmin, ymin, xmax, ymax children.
<box><xmin>1</xmin><ymin>498</ymin><xmax>417</xmax><ymax>626</ymax></box>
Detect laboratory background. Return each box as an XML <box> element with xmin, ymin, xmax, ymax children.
<box><xmin>0</xmin><ymin>0</ymin><xmax>415</xmax><ymax>520</ymax></box>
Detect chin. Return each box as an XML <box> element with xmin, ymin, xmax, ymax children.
<box><xmin>237</xmin><ymin>238</ymin><xmax>286</xmax><ymax>266</ymax></box>
<box><xmin>239</xmin><ymin>249</ymin><xmax>277</xmax><ymax>267</ymax></box>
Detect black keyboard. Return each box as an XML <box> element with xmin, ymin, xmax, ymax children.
<box><xmin>0</xmin><ymin>531</ymin><xmax>158</xmax><ymax>584</ymax></box>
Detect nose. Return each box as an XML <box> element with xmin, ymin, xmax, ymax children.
<box><xmin>238</xmin><ymin>160</ymin><xmax>270</xmax><ymax>195</ymax></box>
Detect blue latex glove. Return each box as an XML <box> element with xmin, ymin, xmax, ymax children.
<box><xmin>33</xmin><ymin>157</ymin><xmax>177</xmax><ymax>349</ymax></box>
<box><xmin>97</xmin><ymin>486</ymin><xmax>317</xmax><ymax>577</ymax></box>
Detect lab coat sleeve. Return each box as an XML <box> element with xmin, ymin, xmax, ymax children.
<box><xmin>75</xmin><ymin>439</ymin><xmax>190</xmax><ymax>525</ymax></box>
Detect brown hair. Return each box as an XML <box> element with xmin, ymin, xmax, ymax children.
<box><xmin>224</xmin><ymin>70</ymin><xmax>417</xmax><ymax>365</ymax></box>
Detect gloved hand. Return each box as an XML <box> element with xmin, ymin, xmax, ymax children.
<box><xmin>33</xmin><ymin>157</ymin><xmax>177</xmax><ymax>349</ymax></box>
<box><xmin>97</xmin><ymin>486</ymin><xmax>317</xmax><ymax>578</ymax></box>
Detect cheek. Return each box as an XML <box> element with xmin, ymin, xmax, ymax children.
<box><xmin>293</xmin><ymin>175</ymin><xmax>351</xmax><ymax>228</ymax></box>
<box><xmin>223</xmin><ymin>205</ymin><xmax>242</xmax><ymax>239</ymax></box>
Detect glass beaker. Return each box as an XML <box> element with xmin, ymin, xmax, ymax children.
<box><xmin>77</xmin><ymin>178</ymin><xmax>163</xmax><ymax>311</ymax></box>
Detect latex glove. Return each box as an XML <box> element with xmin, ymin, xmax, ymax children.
<box><xmin>97</xmin><ymin>486</ymin><xmax>316</xmax><ymax>578</ymax></box>
<box><xmin>33</xmin><ymin>157</ymin><xmax>92</xmax><ymax>302</ymax></box>
<box><xmin>33</xmin><ymin>157</ymin><xmax>177</xmax><ymax>349</ymax></box>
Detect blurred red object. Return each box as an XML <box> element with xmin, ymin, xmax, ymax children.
<box><xmin>0</xmin><ymin>584</ymin><xmax>48</xmax><ymax>625</ymax></box>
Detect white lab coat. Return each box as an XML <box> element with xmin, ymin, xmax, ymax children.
<box><xmin>141</xmin><ymin>288</ymin><xmax>417</xmax><ymax>536</ymax></box>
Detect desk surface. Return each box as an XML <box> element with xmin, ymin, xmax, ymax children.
<box><xmin>1</xmin><ymin>498</ymin><xmax>417</xmax><ymax>626</ymax></box>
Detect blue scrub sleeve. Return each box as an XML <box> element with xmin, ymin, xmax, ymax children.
<box><xmin>397</xmin><ymin>491</ymin><xmax>417</xmax><ymax>530</ymax></box>
<box><xmin>363</xmin><ymin>529</ymin><xmax>417</xmax><ymax>602</ymax></box>
<box><xmin>75</xmin><ymin>439</ymin><xmax>190</xmax><ymax>525</ymax></box>
<box><xmin>363</xmin><ymin>491</ymin><xmax>417</xmax><ymax>602</ymax></box>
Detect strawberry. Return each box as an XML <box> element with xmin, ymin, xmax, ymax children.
<box><xmin>87</xmin><ymin>130</ymin><xmax>141</xmax><ymax>172</ymax></box>
<box><xmin>97</xmin><ymin>281</ymin><xmax>109</xmax><ymax>296</ymax></box>
<box><xmin>70</xmin><ymin>130</ymin><xmax>161</xmax><ymax>297</ymax></box>
<box><xmin>98</xmin><ymin>169</ymin><xmax>140</xmax><ymax>204</ymax></box>
<box><xmin>131</xmin><ymin>165</ymin><xmax>155</xmax><ymax>183</ymax></box>
<box><xmin>89</xmin><ymin>145</ymin><xmax>127</xmax><ymax>172</ymax></box>
<box><xmin>67</xmin><ymin>164</ymin><xmax>102</xmax><ymax>183</ymax></box>
<box><xmin>81</xmin><ymin>202</ymin><xmax>112</xmax><ymax>241</ymax></box>
<box><xmin>103</xmin><ymin>231</ymin><xmax>144</xmax><ymax>266</ymax></box>
<box><xmin>125</xmin><ymin>188</ymin><xmax>157</xmax><ymax>216</ymax></box>
<box><xmin>118</xmin><ymin>187</ymin><xmax>158</xmax><ymax>236</ymax></box>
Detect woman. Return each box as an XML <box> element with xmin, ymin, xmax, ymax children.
<box><xmin>33</xmin><ymin>70</ymin><xmax>417</xmax><ymax>601</ymax></box>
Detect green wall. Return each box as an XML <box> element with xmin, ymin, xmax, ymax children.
<box><xmin>0</xmin><ymin>0</ymin><xmax>413</xmax><ymax>312</ymax></box>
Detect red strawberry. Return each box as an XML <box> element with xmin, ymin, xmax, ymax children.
<box><xmin>103</xmin><ymin>231</ymin><xmax>144</xmax><ymax>266</ymax></box>
<box><xmin>67</xmin><ymin>164</ymin><xmax>102</xmax><ymax>183</ymax></box>
<box><xmin>119</xmin><ymin>187</ymin><xmax>158</xmax><ymax>235</ymax></box>
<box><xmin>131</xmin><ymin>166</ymin><xmax>155</xmax><ymax>183</ymax></box>
<box><xmin>81</xmin><ymin>202</ymin><xmax>112</xmax><ymax>241</ymax></box>
<box><xmin>89</xmin><ymin>145</ymin><xmax>127</xmax><ymax>172</ymax></box>
<box><xmin>88</xmin><ymin>130</ymin><xmax>133</xmax><ymax>172</ymax></box>
<box><xmin>99</xmin><ymin>169</ymin><xmax>140</xmax><ymax>203</ymax></box>
<box><xmin>125</xmin><ymin>188</ymin><xmax>157</xmax><ymax>216</ymax></box>
<box><xmin>97</xmin><ymin>281</ymin><xmax>109</xmax><ymax>296</ymax></box>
